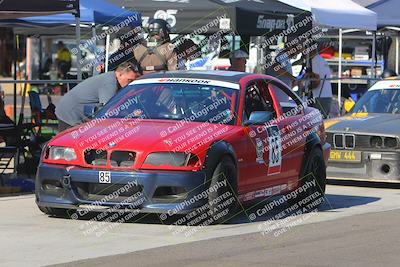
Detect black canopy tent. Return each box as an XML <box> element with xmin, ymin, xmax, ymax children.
<box><xmin>0</xmin><ymin>1</ymin><xmax>80</xmax><ymax>176</ymax></box>
<box><xmin>110</xmin><ymin>0</ymin><xmax>311</xmax><ymax>37</ymax></box>
<box><xmin>110</xmin><ymin>0</ymin><xmax>311</xmax><ymax>72</ymax></box>
<box><xmin>0</xmin><ymin>0</ymin><xmax>80</xmax><ymax>122</ymax></box>
<box><xmin>0</xmin><ymin>0</ymin><xmax>79</xmax><ymax>19</ymax></box>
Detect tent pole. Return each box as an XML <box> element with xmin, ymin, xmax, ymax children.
<box><xmin>338</xmin><ymin>28</ymin><xmax>343</xmax><ymax>111</ymax></box>
<box><xmin>371</xmin><ymin>31</ymin><xmax>376</xmax><ymax>78</ymax></box>
<box><xmin>257</xmin><ymin>36</ymin><xmax>262</xmax><ymax>74</ymax></box>
<box><xmin>26</xmin><ymin>37</ymin><xmax>32</xmax><ymax>80</ymax></box>
<box><xmin>39</xmin><ymin>37</ymin><xmax>42</xmax><ymax>77</ymax></box>
<box><xmin>396</xmin><ymin>35</ymin><xmax>399</xmax><ymax>74</ymax></box>
<box><xmin>13</xmin><ymin>33</ymin><xmax>17</xmax><ymax>123</ymax></box>
<box><xmin>105</xmin><ymin>34</ymin><xmax>110</xmax><ymax>73</ymax></box>
<box><xmin>91</xmin><ymin>25</ymin><xmax>97</xmax><ymax>75</ymax></box>
<box><xmin>75</xmin><ymin>14</ymin><xmax>82</xmax><ymax>80</ymax></box>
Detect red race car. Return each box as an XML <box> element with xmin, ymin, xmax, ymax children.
<box><xmin>36</xmin><ymin>71</ymin><xmax>330</xmax><ymax>223</ymax></box>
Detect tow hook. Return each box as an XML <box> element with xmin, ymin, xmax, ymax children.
<box><xmin>62</xmin><ymin>174</ymin><xmax>71</xmax><ymax>189</ymax></box>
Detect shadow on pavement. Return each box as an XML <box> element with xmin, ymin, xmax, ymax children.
<box><xmin>328</xmin><ymin>178</ymin><xmax>400</xmax><ymax>189</ymax></box>
<box><xmin>321</xmin><ymin>194</ymin><xmax>380</xmax><ymax>210</ymax></box>
<box><xmin>228</xmin><ymin>193</ymin><xmax>380</xmax><ymax>224</ymax></box>
<box><xmin>56</xmin><ymin>193</ymin><xmax>380</xmax><ymax>227</ymax></box>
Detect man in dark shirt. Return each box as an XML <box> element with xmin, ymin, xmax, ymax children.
<box><xmin>55</xmin><ymin>61</ymin><xmax>140</xmax><ymax>131</ymax></box>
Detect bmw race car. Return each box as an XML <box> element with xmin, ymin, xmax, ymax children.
<box><xmin>36</xmin><ymin>71</ymin><xmax>330</xmax><ymax>223</ymax></box>
<box><xmin>325</xmin><ymin>79</ymin><xmax>400</xmax><ymax>182</ymax></box>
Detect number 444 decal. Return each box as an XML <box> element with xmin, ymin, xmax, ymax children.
<box><xmin>267</xmin><ymin>125</ymin><xmax>282</xmax><ymax>175</ymax></box>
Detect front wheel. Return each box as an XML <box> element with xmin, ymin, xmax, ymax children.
<box><xmin>207</xmin><ymin>156</ymin><xmax>238</xmax><ymax>224</ymax></box>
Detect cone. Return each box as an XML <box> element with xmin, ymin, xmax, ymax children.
<box><xmin>5</xmin><ymin>105</ymin><xmax>13</xmax><ymax>119</ymax></box>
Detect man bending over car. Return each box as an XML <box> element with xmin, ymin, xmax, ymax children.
<box><xmin>55</xmin><ymin>61</ymin><xmax>141</xmax><ymax>131</ymax></box>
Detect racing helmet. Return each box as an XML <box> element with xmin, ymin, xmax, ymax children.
<box><xmin>147</xmin><ymin>19</ymin><xmax>171</xmax><ymax>44</ymax></box>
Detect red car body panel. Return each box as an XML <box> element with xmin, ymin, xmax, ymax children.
<box><xmin>38</xmin><ymin>71</ymin><xmax>330</xmax><ymax>210</ymax></box>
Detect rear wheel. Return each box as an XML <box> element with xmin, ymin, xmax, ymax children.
<box><xmin>288</xmin><ymin>147</ymin><xmax>326</xmax><ymax>209</ymax></box>
<box><xmin>207</xmin><ymin>156</ymin><xmax>238</xmax><ymax>224</ymax></box>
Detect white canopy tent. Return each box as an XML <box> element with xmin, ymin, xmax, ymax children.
<box><xmin>356</xmin><ymin>0</ymin><xmax>400</xmax><ymax>76</ymax></box>
<box><xmin>278</xmin><ymin>0</ymin><xmax>377</xmax><ymax>30</ymax></box>
<box><xmin>278</xmin><ymin>0</ymin><xmax>377</xmax><ymax>109</ymax></box>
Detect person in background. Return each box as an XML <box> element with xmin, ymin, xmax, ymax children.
<box><xmin>176</xmin><ymin>38</ymin><xmax>201</xmax><ymax>70</ymax></box>
<box><xmin>229</xmin><ymin>50</ymin><xmax>248</xmax><ymax>72</ymax></box>
<box><xmin>94</xmin><ymin>29</ymin><xmax>144</xmax><ymax>74</ymax></box>
<box><xmin>266</xmin><ymin>47</ymin><xmax>296</xmax><ymax>103</ymax></box>
<box><xmin>56</xmin><ymin>41</ymin><xmax>72</xmax><ymax>79</ymax></box>
<box><xmin>55</xmin><ymin>61</ymin><xmax>141</xmax><ymax>132</ymax></box>
<box><xmin>306</xmin><ymin>47</ymin><xmax>333</xmax><ymax>118</ymax></box>
<box><xmin>381</xmin><ymin>69</ymin><xmax>398</xmax><ymax>79</ymax></box>
<box><xmin>267</xmin><ymin>48</ymin><xmax>296</xmax><ymax>88</ymax></box>
<box><xmin>134</xmin><ymin>19</ymin><xmax>177</xmax><ymax>74</ymax></box>
<box><xmin>106</xmin><ymin>26</ymin><xmax>144</xmax><ymax>73</ymax></box>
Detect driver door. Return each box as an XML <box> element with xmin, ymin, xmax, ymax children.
<box><xmin>240</xmin><ymin>81</ymin><xmax>281</xmax><ymax>192</ymax></box>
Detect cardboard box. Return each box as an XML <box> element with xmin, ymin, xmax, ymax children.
<box><xmin>354</xmin><ymin>46</ymin><xmax>369</xmax><ymax>60</ymax></box>
<box><xmin>351</xmin><ymin>67</ymin><xmax>363</xmax><ymax>77</ymax></box>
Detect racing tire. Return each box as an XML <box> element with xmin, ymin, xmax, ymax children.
<box><xmin>207</xmin><ymin>156</ymin><xmax>238</xmax><ymax>224</ymax></box>
<box><xmin>38</xmin><ymin>205</ymin><xmax>75</xmax><ymax>218</ymax></box>
<box><xmin>287</xmin><ymin>147</ymin><xmax>326</xmax><ymax>209</ymax></box>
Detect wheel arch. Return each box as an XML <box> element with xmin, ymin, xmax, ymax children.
<box><xmin>300</xmin><ymin>131</ymin><xmax>323</xmax><ymax>174</ymax></box>
<box><xmin>202</xmin><ymin>140</ymin><xmax>238</xmax><ymax>190</ymax></box>
<box><xmin>304</xmin><ymin>131</ymin><xmax>323</xmax><ymax>157</ymax></box>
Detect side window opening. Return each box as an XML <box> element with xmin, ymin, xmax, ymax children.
<box><xmin>243</xmin><ymin>82</ymin><xmax>276</xmax><ymax>122</ymax></box>
<box><xmin>262</xmin><ymin>79</ymin><xmax>303</xmax><ymax>116</ymax></box>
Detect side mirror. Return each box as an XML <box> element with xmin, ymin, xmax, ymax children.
<box><xmin>244</xmin><ymin>111</ymin><xmax>273</xmax><ymax>126</ymax></box>
<box><xmin>83</xmin><ymin>104</ymin><xmax>101</xmax><ymax>119</ymax></box>
<box><xmin>344</xmin><ymin>99</ymin><xmax>355</xmax><ymax>113</ymax></box>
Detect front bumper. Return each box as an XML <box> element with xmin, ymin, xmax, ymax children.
<box><xmin>327</xmin><ymin>151</ymin><xmax>400</xmax><ymax>182</ymax></box>
<box><xmin>35</xmin><ymin>163</ymin><xmax>208</xmax><ymax>214</ymax></box>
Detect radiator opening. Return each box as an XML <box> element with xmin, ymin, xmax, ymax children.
<box><xmin>110</xmin><ymin>151</ymin><xmax>135</xmax><ymax>168</ymax></box>
<box><xmin>84</xmin><ymin>149</ymin><xmax>107</xmax><ymax>166</ymax></box>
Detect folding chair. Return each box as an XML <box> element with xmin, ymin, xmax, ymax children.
<box><xmin>0</xmin><ymin>146</ymin><xmax>19</xmax><ymax>175</ymax></box>
<box><xmin>28</xmin><ymin>90</ymin><xmax>57</xmax><ymax>133</ymax></box>
<box><xmin>0</xmin><ymin>123</ymin><xmax>21</xmax><ymax>177</ymax></box>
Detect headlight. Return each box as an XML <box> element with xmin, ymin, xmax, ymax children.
<box><xmin>384</xmin><ymin>137</ymin><xmax>398</xmax><ymax>148</ymax></box>
<box><xmin>370</xmin><ymin>136</ymin><xmax>383</xmax><ymax>148</ymax></box>
<box><xmin>144</xmin><ymin>152</ymin><xmax>193</xmax><ymax>167</ymax></box>
<box><xmin>49</xmin><ymin>146</ymin><xmax>77</xmax><ymax>161</ymax></box>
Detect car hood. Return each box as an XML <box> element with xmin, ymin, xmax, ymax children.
<box><xmin>50</xmin><ymin>118</ymin><xmax>238</xmax><ymax>154</ymax></box>
<box><xmin>325</xmin><ymin>113</ymin><xmax>400</xmax><ymax>136</ymax></box>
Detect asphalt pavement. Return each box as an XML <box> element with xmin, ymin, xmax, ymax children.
<box><xmin>1</xmin><ymin>184</ymin><xmax>399</xmax><ymax>267</ymax></box>
<box><xmin>55</xmin><ymin>209</ymin><xmax>400</xmax><ymax>267</ymax></box>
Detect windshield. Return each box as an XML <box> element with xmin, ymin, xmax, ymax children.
<box><xmin>352</xmin><ymin>89</ymin><xmax>400</xmax><ymax>114</ymax></box>
<box><xmin>96</xmin><ymin>83</ymin><xmax>239</xmax><ymax>125</ymax></box>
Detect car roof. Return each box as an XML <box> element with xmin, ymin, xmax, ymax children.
<box><xmin>369</xmin><ymin>80</ymin><xmax>400</xmax><ymax>90</ymax></box>
<box><xmin>138</xmin><ymin>70</ymin><xmax>251</xmax><ymax>84</ymax></box>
